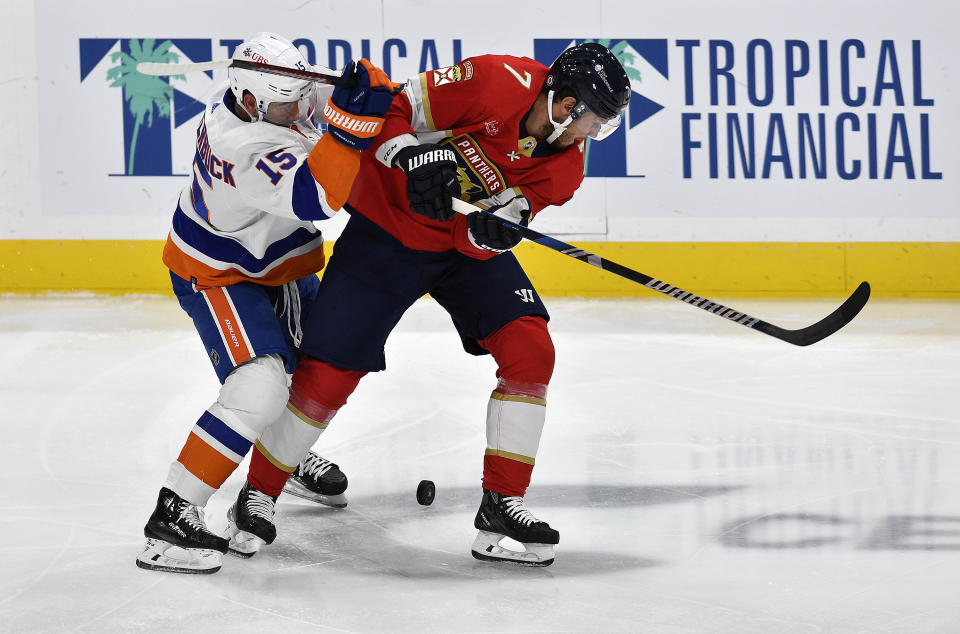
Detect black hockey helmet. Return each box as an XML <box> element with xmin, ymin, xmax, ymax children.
<box><xmin>545</xmin><ymin>42</ymin><xmax>631</xmax><ymax>121</ymax></box>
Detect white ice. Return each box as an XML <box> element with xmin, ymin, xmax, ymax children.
<box><xmin>1</xmin><ymin>294</ymin><xmax>959</xmax><ymax>633</ymax></box>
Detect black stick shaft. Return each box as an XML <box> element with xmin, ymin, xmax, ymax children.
<box><xmin>457</xmin><ymin>203</ymin><xmax>870</xmax><ymax>347</ymax></box>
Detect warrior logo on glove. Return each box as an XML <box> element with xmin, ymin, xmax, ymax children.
<box><xmin>405</xmin><ymin>148</ymin><xmax>457</xmax><ymax>171</ymax></box>
<box><xmin>394</xmin><ymin>144</ymin><xmax>460</xmax><ymax>221</ymax></box>
<box><xmin>325</xmin><ymin>59</ymin><xmax>398</xmax><ymax>151</ymax></box>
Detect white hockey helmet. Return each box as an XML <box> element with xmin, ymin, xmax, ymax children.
<box><xmin>229</xmin><ymin>32</ymin><xmax>318</xmax><ymax>124</ymax></box>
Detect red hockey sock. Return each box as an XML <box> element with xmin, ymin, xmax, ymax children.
<box><xmin>247</xmin><ymin>357</ymin><xmax>365</xmax><ymax>496</ymax></box>
<box><xmin>483</xmin><ymin>454</ymin><xmax>535</xmax><ymax>497</ymax></box>
<box><xmin>248</xmin><ymin>445</ymin><xmax>292</xmax><ymax>497</ymax></box>
<box><xmin>477</xmin><ymin>317</ymin><xmax>554</xmax><ymax>497</ymax></box>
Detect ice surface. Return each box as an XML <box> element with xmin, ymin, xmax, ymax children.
<box><xmin>1</xmin><ymin>295</ymin><xmax>958</xmax><ymax>633</ymax></box>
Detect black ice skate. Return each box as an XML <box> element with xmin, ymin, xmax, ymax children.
<box><xmin>282</xmin><ymin>451</ymin><xmax>348</xmax><ymax>508</ymax></box>
<box><xmin>471</xmin><ymin>489</ymin><xmax>559</xmax><ymax>566</ymax></box>
<box><xmin>136</xmin><ymin>487</ymin><xmax>229</xmax><ymax>574</ymax></box>
<box><xmin>224</xmin><ymin>482</ymin><xmax>277</xmax><ymax>558</ymax></box>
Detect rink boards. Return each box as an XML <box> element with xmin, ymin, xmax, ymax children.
<box><xmin>2</xmin><ymin>239</ymin><xmax>957</xmax><ymax>297</ymax></box>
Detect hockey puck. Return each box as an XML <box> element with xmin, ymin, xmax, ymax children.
<box><xmin>416</xmin><ymin>480</ymin><xmax>435</xmax><ymax>506</ymax></box>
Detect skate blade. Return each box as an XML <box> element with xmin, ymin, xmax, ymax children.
<box><xmin>135</xmin><ymin>538</ymin><xmax>223</xmax><ymax>574</ymax></box>
<box><xmin>224</xmin><ymin>520</ymin><xmax>266</xmax><ymax>559</ymax></box>
<box><xmin>470</xmin><ymin>531</ymin><xmax>556</xmax><ymax>567</ymax></box>
<box><xmin>282</xmin><ymin>479</ymin><xmax>348</xmax><ymax>508</ymax></box>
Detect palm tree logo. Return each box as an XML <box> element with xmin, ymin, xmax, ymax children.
<box><xmin>584</xmin><ymin>39</ymin><xmax>644</xmax><ymax>173</ymax></box>
<box><xmin>106</xmin><ymin>39</ymin><xmax>183</xmax><ymax>175</ymax></box>
<box><xmin>588</xmin><ymin>38</ymin><xmax>644</xmax><ymax>84</ymax></box>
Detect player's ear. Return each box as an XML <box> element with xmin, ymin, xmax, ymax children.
<box><xmin>559</xmin><ymin>96</ymin><xmax>577</xmax><ymax>116</ymax></box>
<box><xmin>242</xmin><ymin>92</ymin><xmax>258</xmax><ymax>118</ymax></box>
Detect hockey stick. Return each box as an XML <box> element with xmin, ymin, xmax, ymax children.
<box><xmin>137</xmin><ymin>58</ymin><xmax>405</xmax><ymax>94</ymax></box>
<box><xmin>451</xmin><ymin>199</ymin><xmax>870</xmax><ymax>347</ymax></box>
<box><xmin>137</xmin><ymin>58</ymin><xmax>352</xmax><ymax>84</ymax></box>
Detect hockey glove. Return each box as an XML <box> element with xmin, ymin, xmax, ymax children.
<box><xmin>467</xmin><ymin>194</ymin><xmax>531</xmax><ymax>252</ymax></box>
<box><xmin>394</xmin><ymin>144</ymin><xmax>460</xmax><ymax>221</ymax></box>
<box><xmin>325</xmin><ymin>59</ymin><xmax>397</xmax><ymax>150</ymax></box>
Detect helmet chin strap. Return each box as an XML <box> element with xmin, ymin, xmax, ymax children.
<box><xmin>545</xmin><ymin>90</ymin><xmax>574</xmax><ymax>144</ymax></box>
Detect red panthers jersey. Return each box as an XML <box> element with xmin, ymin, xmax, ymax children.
<box><xmin>347</xmin><ymin>54</ymin><xmax>586</xmax><ymax>259</ymax></box>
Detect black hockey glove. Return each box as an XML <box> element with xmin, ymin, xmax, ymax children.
<box><xmin>393</xmin><ymin>144</ymin><xmax>460</xmax><ymax>221</ymax></box>
<box><xmin>467</xmin><ymin>195</ymin><xmax>531</xmax><ymax>252</ymax></box>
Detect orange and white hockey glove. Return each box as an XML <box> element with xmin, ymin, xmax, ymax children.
<box><xmin>325</xmin><ymin>59</ymin><xmax>399</xmax><ymax>150</ymax></box>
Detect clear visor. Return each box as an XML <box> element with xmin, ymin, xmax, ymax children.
<box><xmin>262</xmin><ymin>86</ymin><xmax>318</xmax><ymax>125</ymax></box>
<box><xmin>566</xmin><ymin>109</ymin><xmax>622</xmax><ymax>141</ymax></box>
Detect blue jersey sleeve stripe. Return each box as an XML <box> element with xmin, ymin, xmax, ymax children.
<box><xmin>172</xmin><ymin>204</ymin><xmax>322</xmax><ymax>274</ymax></box>
<box><xmin>194</xmin><ymin>150</ymin><xmax>213</xmax><ymax>186</ymax></box>
<box><xmin>291</xmin><ymin>163</ymin><xmax>332</xmax><ymax>221</ymax></box>
<box><xmin>196</xmin><ymin>410</ymin><xmax>253</xmax><ymax>456</ymax></box>
<box><xmin>191</xmin><ymin>176</ymin><xmax>210</xmax><ymax>221</ymax></box>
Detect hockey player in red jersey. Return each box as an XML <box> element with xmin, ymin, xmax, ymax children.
<box><xmin>243</xmin><ymin>42</ymin><xmax>631</xmax><ymax>566</ymax></box>
<box><xmin>135</xmin><ymin>32</ymin><xmax>397</xmax><ymax>574</ymax></box>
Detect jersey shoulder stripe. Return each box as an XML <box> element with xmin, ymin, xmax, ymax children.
<box><xmin>170</xmin><ymin>204</ymin><xmax>321</xmax><ymax>274</ymax></box>
<box><xmin>165</xmin><ymin>194</ymin><xmax>325</xmax><ymax>287</ymax></box>
<box><xmin>163</xmin><ymin>232</ymin><xmax>326</xmax><ymax>288</ymax></box>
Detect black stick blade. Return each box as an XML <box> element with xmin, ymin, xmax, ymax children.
<box><xmin>755</xmin><ymin>281</ymin><xmax>871</xmax><ymax>346</ymax></box>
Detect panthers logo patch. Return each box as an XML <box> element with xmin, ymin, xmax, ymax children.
<box><xmin>432</xmin><ymin>61</ymin><xmax>474</xmax><ymax>87</ymax></box>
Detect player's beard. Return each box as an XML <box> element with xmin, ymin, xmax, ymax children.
<box><xmin>532</xmin><ymin>119</ymin><xmax>580</xmax><ymax>151</ymax></box>
<box><xmin>547</xmin><ymin>129</ymin><xmax>581</xmax><ymax>150</ymax></box>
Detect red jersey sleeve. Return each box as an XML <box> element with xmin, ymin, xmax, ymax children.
<box><xmin>379</xmin><ymin>92</ymin><xmax>415</xmax><ymax>146</ymax></box>
<box><xmin>516</xmin><ymin>160</ymin><xmax>584</xmax><ymax>218</ymax></box>
<box><xmin>399</xmin><ymin>56</ymin><xmax>545</xmax><ymax>133</ymax></box>
<box><xmin>416</xmin><ymin>57</ymin><xmax>495</xmax><ymax>131</ymax></box>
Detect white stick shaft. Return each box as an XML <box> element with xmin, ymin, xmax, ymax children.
<box><xmin>451</xmin><ymin>198</ymin><xmax>481</xmax><ymax>216</ymax></box>
<box><xmin>136</xmin><ymin>60</ymin><xmax>233</xmax><ymax>76</ymax></box>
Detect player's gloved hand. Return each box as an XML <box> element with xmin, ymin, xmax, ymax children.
<box><xmin>467</xmin><ymin>194</ymin><xmax>531</xmax><ymax>252</ymax></box>
<box><xmin>393</xmin><ymin>144</ymin><xmax>460</xmax><ymax>221</ymax></box>
<box><xmin>325</xmin><ymin>59</ymin><xmax>397</xmax><ymax>150</ymax></box>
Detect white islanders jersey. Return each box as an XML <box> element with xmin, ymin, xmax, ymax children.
<box><xmin>163</xmin><ymin>84</ymin><xmax>338</xmax><ymax>288</ymax></box>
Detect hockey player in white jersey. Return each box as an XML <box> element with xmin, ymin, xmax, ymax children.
<box><xmin>136</xmin><ymin>32</ymin><xmax>397</xmax><ymax>574</ymax></box>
